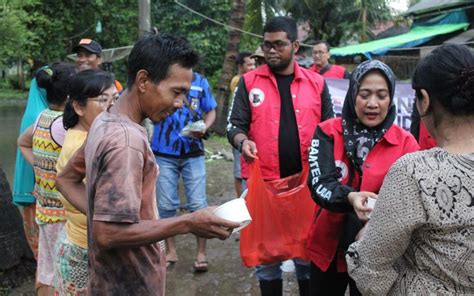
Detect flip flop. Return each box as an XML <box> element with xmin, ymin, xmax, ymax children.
<box><xmin>193</xmin><ymin>260</ymin><xmax>208</xmax><ymax>272</ymax></box>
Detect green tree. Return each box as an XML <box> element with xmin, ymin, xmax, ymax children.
<box><xmin>152</xmin><ymin>0</ymin><xmax>232</xmax><ymax>86</ymax></box>
<box><xmin>0</xmin><ymin>0</ymin><xmax>38</xmax><ymax>88</ymax></box>
<box><xmin>26</xmin><ymin>0</ymin><xmax>138</xmax><ymax>68</ymax></box>
<box><xmin>240</xmin><ymin>0</ymin><xmax>283</xmax><ymax>50</ymax></box>
<box><xmin>282</xmin><ymin>0</ymin><xmax>391</xmax><ymax>45</ymax></box>
<box><xmin>213</xmin><ymin>0</ymin><xmax>246</xmax><ymax>135</ymax></box>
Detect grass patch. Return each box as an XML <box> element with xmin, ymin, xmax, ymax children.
<box><xmin>0</xmin><ymin>88</ymin><xmax>28</xmax><ymax>101</ymax></box>
<box><xmin>205</xmin><ymin>134</ymin><xmax>231</xmax><ymax>153</ymax></box>
<box><xmin>208</xmin><ymin>133</ymin><xmax>229</xmax><ymax>146</ymax></box>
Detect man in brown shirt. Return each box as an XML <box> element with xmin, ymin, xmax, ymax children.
<box><xmin>57</xmin><ymin>34</ymin><xmax>239</xmax><ymax>295</ymax></box>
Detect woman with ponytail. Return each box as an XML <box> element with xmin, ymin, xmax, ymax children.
<box><xmin>54</xmin><ymin>69</ymin><xmax>116</xmax><ymax>295</ymax></box>
<box><xmin>17</xmin><ymin>62</ymin><xmax>76</xmax><ymax>295</ymax></box>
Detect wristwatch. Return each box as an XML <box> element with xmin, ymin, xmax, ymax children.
<box><xmin>238</xmin><ymin>139</ymin><xmax>247</xmax><ymax>153</ymax></box>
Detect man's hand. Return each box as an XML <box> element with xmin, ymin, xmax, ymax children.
<box><xmin>241</xmin><ymin>140</ymin><xmax>258</xmax><ymax>162</ymax></box>
<box><xmin>186</xmin><ymin>207</ymin><xmax>240</xmax><ymax>240</ymax></box>
<box><xmin>348</xmin><ymin>191</ymin><xmax>377</xmax><ymax>222</ymax></box>
<box><xmin>190</xmin><ymin>129</ymin><xmax>207</xmax><ymax>139</ymax></box>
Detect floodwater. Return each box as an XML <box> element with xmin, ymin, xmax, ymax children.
<box><xmin>0</xmin><ymin>103</ymin><xmax>24</xmax><ymax>186</ymax></box>
<box><xmin>0</xmin><ymin>103</ymin><xmax>301</xmax><ymax>295</ymax></box>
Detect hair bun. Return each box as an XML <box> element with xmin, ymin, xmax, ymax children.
<box><xmin>459</xmin><ymin>66</ymin><xmax>474</xmax><ymax>99</ymax></box>
<box><xmin>35</xmin><ymin>66</ymin><xmax>54</xmax><ymax>89</ymax></box>
<box><xmin>460</xmin><ymin>66</ymin><xmax>474</xmax><ymax>78</ymax></box>
<box><xmin>451</xmin><ymin>67</ymin><xmax>474</xmax><ymax>113</ymax></box>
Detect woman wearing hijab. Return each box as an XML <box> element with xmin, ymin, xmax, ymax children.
<box><xmin>346</xmin><ymin>44</ymin><xmax>474</xmax><ymax>295</ymax></box>
<box><xmin>306</xmin><ymin>60</ymin><xmax>419</xmax><ymax>295</ymax></box>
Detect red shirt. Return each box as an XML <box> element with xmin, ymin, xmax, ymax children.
<box><xmin>306</xmin><ymin>117</ymin><xmax>419</xmax><ymax>272</ymax></box>
<box><xmin>309</xmin><ymin>64</ymin><xmax>348</xmax><ymax>79</ymax></box>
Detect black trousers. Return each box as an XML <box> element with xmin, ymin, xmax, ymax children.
<box><xmin>309</xmin><ymin>259</ymin><xmax>361</xmax><ymax>296</ymax></box>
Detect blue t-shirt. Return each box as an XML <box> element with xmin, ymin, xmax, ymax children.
<box><xmin>151</xmin><ymin>73</ymin><xmax>217</xmax><ymax>157</ymax></box>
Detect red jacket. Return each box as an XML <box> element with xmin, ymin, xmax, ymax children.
<box><xmin>309</xmin><ymin>64</ymin><xmax>348</xmax><ymax>79</ymax></box>
<box><xmin>306</xmin><ymin>117</ymin><xmax>419</xmax><ymax>272</ymax></box>
<box><xmin>239</xmin><ymin>63</ymin><xmax>327</xmax><ymax>180</ymax></box>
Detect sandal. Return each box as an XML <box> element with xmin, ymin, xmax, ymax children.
<box><xmin>193</xmin><ymin>260</ymin><xmax>208</xmax><ymax>272</ymax></box>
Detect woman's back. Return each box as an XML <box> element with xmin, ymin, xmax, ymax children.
<box><xmin>32</xmin><ymin>108</ymin><xmax>66</xmax><ymax>224</ymax></box>
<box><xmin>397</xmin><ymin>148</ymin><xmax>473</xmax><ymax>294</ymax></box>
<box><xmin>56</xmin><ymin>128</ymin><xmax>88</xmax><ymax>249</ymax></box>
<box><xmin>356</xmin><ymin>148</ymin><xmax>474</xmax><ymax>295</ymax></box>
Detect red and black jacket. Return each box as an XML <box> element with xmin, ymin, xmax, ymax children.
<box><xmin>227</xmin><ymin>62</ymin><xmax>334</xmax><ymax>180</ymax></box>
<box><xmin>306</xmin><ymin>117</ymin><xmax>419</xmax><ymax>272</ymax></box>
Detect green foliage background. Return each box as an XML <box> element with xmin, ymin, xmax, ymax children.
<box><xmin>1</xmin><ymin>0</ymin><xmax>394</xmax><ymax>90</ymax></box>
<box><xmin>152</xmin><ymin>0</ymin><xmax>231</xmax><ymax>88</ymax></box>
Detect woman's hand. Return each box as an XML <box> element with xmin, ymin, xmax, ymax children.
<box><xmin>17</xmin><ymin>125</ymin><xmax>34</xmax><ymax>165</ymax></box>
<box><xmin>348</xmin><ymin>191</ymin><xmax>378</xmax><ymax>221</ymax></box>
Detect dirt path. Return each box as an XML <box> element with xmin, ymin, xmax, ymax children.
<box><xmin>164</xmin><ymin>136</ymin><xmax>299</xmax><ymax>295</ymax></box>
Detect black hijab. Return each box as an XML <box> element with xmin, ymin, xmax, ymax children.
<box><xmin>341</xmin><ymin>60</ymin><xmax>397</xmax><ymax>172</ymax></box>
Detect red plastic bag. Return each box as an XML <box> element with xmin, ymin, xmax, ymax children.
<box><xmin>240</xmin><ymin>159</ymin><xmax>316</xmax><ymax>267</ymax></box>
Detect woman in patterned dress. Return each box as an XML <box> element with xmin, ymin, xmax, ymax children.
<box><xmin>18</xmin><ymin>62</ymin><xmax>76</xmax><ymax>296</ymax></box>
<box><xmin>347</xmin><ymin>44</ymin><xmax>474</xmax><ymax>295</ymax></box>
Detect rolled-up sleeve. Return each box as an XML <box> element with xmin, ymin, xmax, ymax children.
<box><xmin>346</xmin><ymin>159</ymin><xmax>426</xmax><ymax>295</ymax></box>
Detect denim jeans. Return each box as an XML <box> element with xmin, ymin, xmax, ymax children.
<box><xmin>155</xmin><ymin>156</ymin><xmax>207</xmax><ymax>218</ymax></box>
<box><xmin>232</xmin><ymin>148</ymin><xmax>242</xmax><ymax>179</ymax></box>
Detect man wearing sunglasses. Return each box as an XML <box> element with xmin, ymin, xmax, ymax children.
<box><xmin>227</xmin><ymin>16</ymin><xmax>334</xmax><ymax>296</ymax></box>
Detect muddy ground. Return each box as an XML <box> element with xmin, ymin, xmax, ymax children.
<box><xmin>10</xmin><ymin>136</ymin><xmax>301</xmax><ymax>296</ymax></box>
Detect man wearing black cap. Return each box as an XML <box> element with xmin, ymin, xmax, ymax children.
<box><xmin>73</xmin><ymin>38</ymin><xmax>103</xmax><ymax>71</ymax></box>
<box><xmin>73</xmin><ymin>38</ymin><xmax>124</xmax><ymax>92</ymax></box>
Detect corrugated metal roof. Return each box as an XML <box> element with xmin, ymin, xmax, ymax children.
<box><xmin>444</xmin><ymin>28</ymin><xmax>474</xmax><ymax>43</ymax></box>
<box><xmin>331</xmin><ymin>23</ymin><xmax>469</xmax><ymax>57</ymax></box>
<box><xmin>401</xmin><ymin>0</ymin><xmax>473</xmax><ymax>16</ymax></box>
